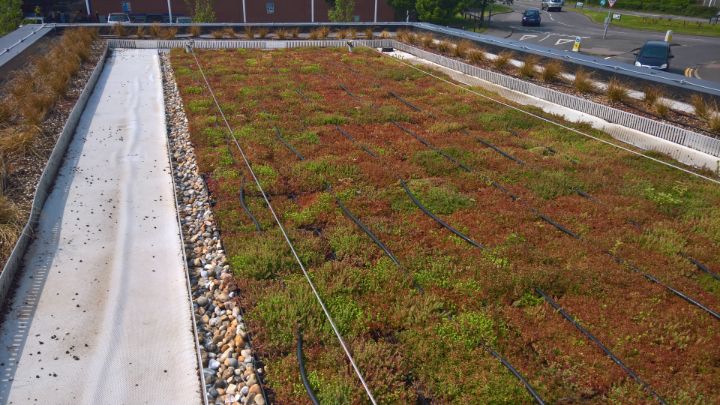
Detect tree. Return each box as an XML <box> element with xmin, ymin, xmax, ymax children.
<box><xmin>387</xmin><ymin>0</ymin><xmax>417</xmax><ymax>19</ymax></box>
<box><xmin>415</xmin><ymin>0</ymin><xmax>462</xmax><ymax>21</ymax></box>
<box><xmin>185</xmin><ymin>0</ymin><xmax>216</xmax><ymax>22</ymax></box>
<box><xmin>328</xmin><ymin>0</ymin><xmax>356</xmax><ymax>22</ymax></box>
<box><xmin>0</xmin><ymin>0</ymin><xmax>22</xmax><ymax>36</ymax></box>
<box><xmin>388</xmin><ymin>0</ymin><xmax>418</xmax><ymax>12</ymax></box>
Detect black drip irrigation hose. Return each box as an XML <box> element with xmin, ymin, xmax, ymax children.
<box><xmin>274</xmin><ymin>127</ymin><xmax>305</xmax><ymax>161</ymax></box>
<box><xmin>680</xmin><ymin>253</ymin><xmax>720</xmax><ymax>282</ymax></box>
<box><xmin>535</xmin><ymin>288</ymin><xmax>667</xmax><ymax>405</ymax></box>
<box><xmin>335</xmin><ymin>196</ymin><xmax>402</xmax><ymax>267</ymax></box>
<box><xmin>531</xmin><ymin>209</ymin><xmax>581</xmax><ymax>240</ymax></box>
<box><xmin>240</xmin><ymin>177</ymin><xmax>262</xmax><ymax>232</ymax></box>
<box><xmin>335</xmin><ymin>125</ymin><xmax>379</xmax><ymax>158</ymax></box>
<box><xmin>296</xmin><ymin>327</ymin><xmax>321</xmax><ymax>405</ymax></box>
<box><xmin>339</xmin><ymin>83</ymin><xmax>361</xmax><ymax>101</ymax></box>
<box><xmin>295</xmin><ymin>88</ymin><xmax>311</xmax><ymax>102</ymax></box>
<box><xmin>391</xmin><ymin>121</ymin><xmax>472</xmax><ymax>172</ymax></box>
<box><xmin>473</xmin><ymin>135</ymin><xmax>526</xmax><ymax>166</ymax></box>
<box><xmin>607</xmin><ymin>252</ymin><xmax>720</xmax><ymax>321</ymax></box>
<box><xmin>393</xmin><ymin>122</ymin><xmax>577</xmax><ymax>239</ymax></box>
<box><xmin>334</xmin><ymin>193</ymin><xmax>424</xmax><ymax>294</ymax></box>
<box><xmin>391</xmin><ymin>121</ymin><xmax>521</xmax><ymax>201</ymax></box>
<box><xmin>388</xmin><ymin>91</ymin><xmax>422</xmax><ymax>112</ymax></box>
<box><xmin>466</xmin><ymin>130</ymin><xmax>599</xmax><ymax>202</ymax></box>
<box><xmin>574</xmin><ymin>188</ymin><xmax>595</xmax><ymax>201</ymax></box>
<box><xmin>483</xmin><ymin>344</ymin><xmax>546</xmax><ymax>405</ymax></box>
<box><xmin>400</xmin><ymin>180</ymin><xmax>485</xmax><ymax>250</ymax></box>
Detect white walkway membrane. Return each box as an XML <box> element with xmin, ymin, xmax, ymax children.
<box><xmin>0</xmin><ymin>49</ymin><xmax>201</xmax><ymax>404</ymax></box>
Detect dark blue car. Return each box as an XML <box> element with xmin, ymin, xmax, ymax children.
<box><xmin>522</xmin><ymin>9</ymin><xmax>541</xmax><ymax>26</ymax></box>
<box><xmin>634</xmin><ymin>40</ymin><xmax>673</xmax><ymax>71</ymax></box>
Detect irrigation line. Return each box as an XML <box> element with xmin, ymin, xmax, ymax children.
<box><xmin>532</xmin><ymin>209</ymin><xmax>581</xmax><ymax>239</ymax></box>
<box><xmin>385</xmin><ymin>53</ymin><xmax>720</xmax><ymax>187</ymax></box>
<box><xmin>297</xmin><ymin>327</ymin><xmax>321</xmax><ymax>405</ymax></box>
<box><xmin>607</xmin><ymin>253</ymin><xmax>720</xmax><ymax>321</ymax></box>
<box><xmin>389</xmin><ymin>120</ymin><xmax>520</xmax><ymax>200</ymax></box>
<box><xmin>473</xmin><ymin>134</ymin><xmax>526</xmax><ymax>165</ymax></box>
<box><xmin>391</xmin><ymin>121</ymin><xmax>473</xmax><ymax>172</ymax></box>
<box><xmin>339</xmin><ymin>83</ymin><xmax>361</xmax><ymax>101</ymax></box>
<box><xmin>574</xmin><ymin>188</ymin><xmax>595</xmax><ymax>201</ymax></box>
<box><xmin>482</xmin><ymin>344</ymin><xmax>546</xmax><ymax>404</ymax></box>
<box><xmin>190</xmin><ymin>49</ymin><xmax>378</xmax><ymax>405</ymax></box>
<box><xmin>388</xmin><ymin>91</ymin><xmax>422</xmax><ymax>111</ymax></box>
<box><xmin>393</xmin><ymin>120</ymin><xmax>579</xmax><ymax>238</ymax></box>
<box><xmin>400</xmin><ymin>180</ymin><xmax>485</xmax><ymax>250</ymax></box>
<box><xmin>680</xmin><ymin>254</ymin><xmax>720</xmax><ymax>282</ymax></box>
<box><xmin>335</xmin><ymin>125</ymin><xmax>379</xmax><ymax>158</ymax></box>
<box><xmin>536</xmin><ymin>288</ymin><xmax>667</xmax><ymax>404</ymax></box>
<box><xmin>240</xmin><ymin>177</ymin><xmax>262</xmax><ymax>232</ymax></box>
<box><xmin>335</xmin><ymin>196</ymin><xmax>402</xmax><ymax>267</ymax></box>
<box><xmin>274</xmin><ymin>127</ymin><xmax>305</xmax><ymax>160</ymax></box>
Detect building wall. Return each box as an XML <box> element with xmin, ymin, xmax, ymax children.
<box><xmin>89</xmin><ymin>0</ymin><xmax>395</xmax><ymax>22</ymax></box>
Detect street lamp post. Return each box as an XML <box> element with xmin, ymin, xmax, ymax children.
<box><xmin>374</xmin><ymin>0</ymin><xmax>378</xmax><ymax>22</ymax></box>
<box><xmin>167</xmin><ymin>0</ymin><xmax>173</xmax><ymax>22</ymax></box>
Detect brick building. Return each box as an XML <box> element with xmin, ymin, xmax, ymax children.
<box><xmin>86</xmin><ymin>0</ymin><xmax>395</xmax><ymax>23</ymax></box>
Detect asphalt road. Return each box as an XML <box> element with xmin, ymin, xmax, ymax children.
<box><xmin>484</xmin><ymin>0</ymin><xmax>720</xmax><ymax>83</ymax></box>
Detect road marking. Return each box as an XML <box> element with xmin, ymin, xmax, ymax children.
<box><xmin>519</xmin><ymin>34</ymin><xmax>538</xmax><ymax>41</ymax></box>
<box><xmin>555</xmin><ymin>38</ymin><xmax>574</xmax><ymax>45</ymax></box>
<box><xmin>539</xmin><ymin>33</ymin><xmax>552</xmax><ymax>42</ymax></box>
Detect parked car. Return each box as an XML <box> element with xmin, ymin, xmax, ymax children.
<box><xmin>107</xmin><ymin>13</ymin><xmax>130</xmax><ymax>24</ymax></box>
<box><xmin>541</xmin><ymin>0</ymin><xmax>564</xmax><ymax>11</ymax></box>
<box><xmin>522</xmin><ymin>9</ymin><xmax>542</xmax><ymax>26</ymax></box>
<box><xmin>634</xmin><ymin>40</ymin><xmax>673</xmax><ymax>70</ymax></box>
<box><xmin>145</xmin><ymin>14</ymin><xmax>168</xmax><ymax>23</ymax></box>
<box><xmin>176</xmin><ymin>16</ymin><xmax>193</xmax><ymax>24</ymax></box>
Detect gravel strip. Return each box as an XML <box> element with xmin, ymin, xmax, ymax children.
<box><xmin>160</xmin><ymin>51</ymin><xmax>267</xmax><ymax>405</ymax></box>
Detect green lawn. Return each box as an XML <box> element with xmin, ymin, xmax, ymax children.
<box><xmin>572</xmin><ymin>9</ymin><xmax>720</xmax><ymax>37</ymax></box>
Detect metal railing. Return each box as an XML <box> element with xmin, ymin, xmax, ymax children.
<box><xmin>108</xmin><ymin>38</ymin><xmax>393</xmax><ymax>49</ymax></box>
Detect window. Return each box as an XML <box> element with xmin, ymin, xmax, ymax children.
<box><xmin>266</xmin><ymin>1</ymin><xmax>275</xmax><ymax>14</ymax></box>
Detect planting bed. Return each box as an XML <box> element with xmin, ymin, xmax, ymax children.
<box><xmin>171</xmin><ymin>47</ymin><xmax>720</xmax><ymax>403</ymax></box>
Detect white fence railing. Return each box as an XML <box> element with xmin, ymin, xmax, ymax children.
<box><xmin>108</xmin><ymin>38</ymin><xmax>394</xmax><ymax>50</ymax></box>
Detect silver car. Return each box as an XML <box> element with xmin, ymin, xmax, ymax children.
<box><xmin>107</xmin><ymin>13</ymin><xmax>130</xmax><ymax>24</ymax></box>
<box><xmin>541</xmin><ymin>0</ymin><xmax>564</xmax><ymax>11</ymax></box>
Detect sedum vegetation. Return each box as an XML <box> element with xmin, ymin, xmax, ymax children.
<box><xmin>172</xmin><ymin>47</ymin><xmax>720</xmax><ymax>403</ymax></box>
